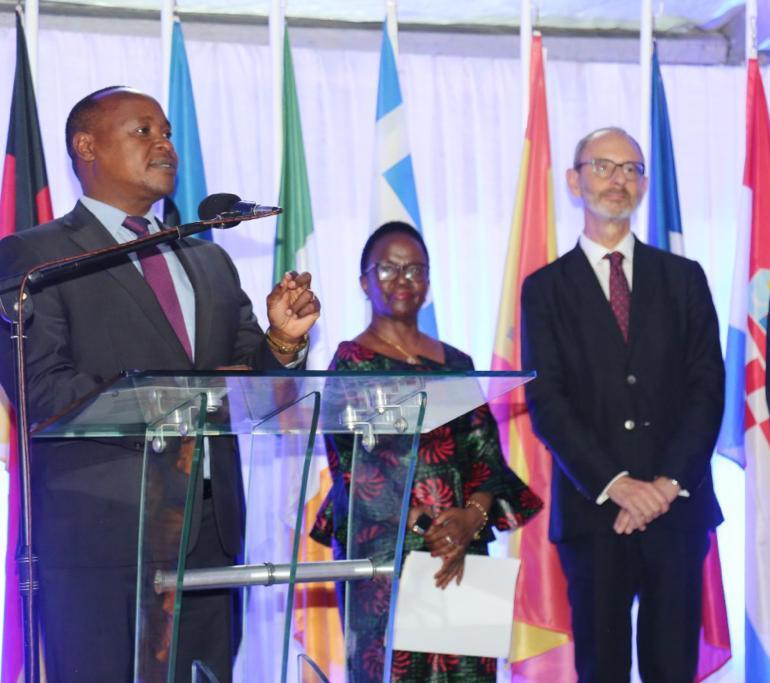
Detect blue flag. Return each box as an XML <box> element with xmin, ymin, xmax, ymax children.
<box><xmin>167</xmin><ymin>20</ymin><xmax>209</xmax><ymax>239</ymax></box>
<box><xmin>371</xmin><ymin>9</ymin><xmax>437</xmax><ymax>338</ymax></box>
<box><xmin>648</xmin><ymin>43</ymin><xmax>732</xmax><ymax>682</ymax></box>
<box><xmin>648</xmin><ymin>44</ymin><xmax>683</xmax><ymax>255</ymax></box>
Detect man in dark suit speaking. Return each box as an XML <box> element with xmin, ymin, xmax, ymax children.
<box><xmin>521</xmin><ymin>127</ymin><xmax>724</xmax><ymax>682</ymax></box>
<box><xmin>0</xmin><ymin>86</ymin><xmax>320</xmax><ymax>682</ymax></box>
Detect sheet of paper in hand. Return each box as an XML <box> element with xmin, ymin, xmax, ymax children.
<box><xmin>392</xmin><ymin>550</ymin><xmax>520</xmax><ymax>657</ymax></box>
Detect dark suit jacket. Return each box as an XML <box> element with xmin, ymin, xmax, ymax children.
<box><xmin>521</xmin><ymin>238</ymin><xmax>724</xmax><ymax>543</ymax></box>
<box><xmin>0</xmin><ymin>202</ymin><xmax>283</xmax><ymax>568</ymax></box>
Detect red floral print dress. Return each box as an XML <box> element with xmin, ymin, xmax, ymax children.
<box><xmin>310</xmin><ymin>341</ymin><xmax>543</xmax><ymax>683</ymax></box>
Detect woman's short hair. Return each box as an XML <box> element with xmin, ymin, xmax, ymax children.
<box><xmin>360</xmin><ymin>221</ymin><xmax>429</xmax><ymax>275</ymax></box>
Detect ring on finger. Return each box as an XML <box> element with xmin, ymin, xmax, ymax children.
<box><xmin>444</xmin><ymin>535</ymin><xmax>454</xmax><ymax>546</ymax></box>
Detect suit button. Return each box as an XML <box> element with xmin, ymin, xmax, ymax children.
<box><xmin>624</xmin><ymin>420</ymin><xmax>635</xmax><ymax>431</ymax></box>
<box><xmin>626</xmin><ymin>374</ymin><xmax>637</xmax><ymax>385</ymax></box>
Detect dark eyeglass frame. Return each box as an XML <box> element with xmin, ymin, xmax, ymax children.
<box><xmin>575</xmin><ymin>158</ymin><xmax>646</xmax><ymax>180</ymax></box>
<box><xmin>362</xmin><ymin>261</ymin><xmax>430</xmax><ymax>282</ymax></box>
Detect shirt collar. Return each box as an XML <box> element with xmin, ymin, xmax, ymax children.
<box><xmin>579</xmin><ymin>230</ymin><xmax>636</xmax><ymax>267</ymax></box>
<box><xmin>80</xmin><ymin>196</ymin><xmax>159</xmax><ymax>242</ymax></box>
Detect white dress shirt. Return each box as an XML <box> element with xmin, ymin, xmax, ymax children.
<box><xmin>578</xmin><ymin>229</ymin><xmax>635</xmax><ymax>298</ymax></box>
<box><xmin>578</xmin><ymin>231</ymin><xmax>687</xmax><ymax>503</ymax></box>
<box><xmin>80</xmin><ymin>196</ymin><xmax>307</xmax><ymax>478</ymax></box>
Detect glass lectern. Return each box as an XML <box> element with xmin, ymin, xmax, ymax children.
<box><xmin>34</xmin><ymin>369</ymin><xmax>533</xmax><ymax>683</ymax></box>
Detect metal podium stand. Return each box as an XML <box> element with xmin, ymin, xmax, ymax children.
<box><xmin>34</xmin><ymin>369</ymin><xmax>533</xmax><ymax>683</ymax></box>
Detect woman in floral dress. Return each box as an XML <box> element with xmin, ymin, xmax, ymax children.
<box><xmin>310</xmin><ymin>222</ymin><xmax>543</xmax><ymax>683</ymax></box>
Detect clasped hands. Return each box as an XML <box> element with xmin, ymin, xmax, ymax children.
<box><xmin>407</xmin><ymin>504</ymin><xmax>486</xmax><ymax>589</ymax></box>
<box><xmin>607</xmin><ymin>475</ymin><xmax>681</xmax><ymax>535</ymax></box>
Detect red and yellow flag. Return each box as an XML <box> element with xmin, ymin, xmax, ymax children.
<box><xmin>491</xmin><ymin>34</ymin><xmax>576</xmax><ymax>678</ymax></box>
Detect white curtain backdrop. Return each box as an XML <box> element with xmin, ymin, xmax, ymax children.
<box><xmin>0</xmin><ymin>9</ymin><xmax>758</xmax><ymax>680</ymax></box>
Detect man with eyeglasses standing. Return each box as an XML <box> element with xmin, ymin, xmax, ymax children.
<box><xmin>520</xmin><ymin>127</ymin><xmax>724</xmax><ymax>682</ymax></box>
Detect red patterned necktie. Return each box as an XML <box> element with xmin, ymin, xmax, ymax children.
<box><xmin>605</xmin><ymin>251</ymin><xmax>630</xmax><ymax>343</ymax></box>
<box><xmin>122</xmin><ymin>216</ymin><xmax>193</xmax><ymax>360</ymax></box>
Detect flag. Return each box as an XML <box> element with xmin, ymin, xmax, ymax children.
<box><xmin>272</xmin><ymin>25</ymin><xmax>341</xmax><ymax>677</ymax></box>
<box><xmin>272</xmin><ymin>25</ymin><xmax>328</xmax><ymax>372</ymax></box>
<box><xmin>717</xmin><ymin>64</ymin><xmax>754</xmax><ymax>472</ymax></box>
<box><xmin>0</xmin><ymin>9</ymin><xmax>54</xmax><ymax>683</ymax></box>
<box><xmin>370</xmin><ymin>7</ymin><xmax>437</xmax><ymax>338</ymax></box>
<box><xmin>165</xmin><ymin>19</ymin><xmax>209</xmax><ymax>239</ymax></box>
<box><xmin>648</xmin><ymin>43</ymin><xmax>684</xmax><ymax>255</ymax></box>
<box><xmin>490</xmin><ymin>34</ymin><xmax>575</xmax><ymax>678</ymax></box>
<box><xmin>646</xmin><ymin>42</ymin><xmax>732</xmax><ymax>681</ymax></box>
<box><xmin>718</xmin><ymin>57</ymin><xmax>770</xmax><ymax>683</ymax></box>
<box><xmin>272</xmin><ymin>24</ymin><xmax>315</xmax><ymax>285</ymax></box>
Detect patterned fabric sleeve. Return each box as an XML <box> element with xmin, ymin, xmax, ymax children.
<box><xmin>441</xmin><ymin>347</ymin><xmax>542</xmax><ymax>536</ymax></box>
<box><xmin>309</xmin><ymin>341</ymin><xmax>544</xmax><ymax>548</ymax></box>
<box><xmin>462</xmin><ymin>401</ymin><xmax>543</xmax><ymax>532</ymax></box>
<box><xmin>309</xmin><ymin>343</ymin><xmax>366</xmax><ymax>548</ymax></box>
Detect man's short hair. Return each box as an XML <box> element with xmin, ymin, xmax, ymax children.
<box><xmin>572</xmin><ymin>127</ymin><xmax>645</xmax><ymax>168</ymax></box>
<box><xmin>64</xmin><ymin>85</ymin><xmax>133</xmax><ymax>173</ymax></box>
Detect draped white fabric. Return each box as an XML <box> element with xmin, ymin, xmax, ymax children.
<box><xmin>0</xmin><ymin>15</ymin><xmax>751</xmax><ymax>365</ymax></box>
<box><xmin>0</xmin><ymin>11</ymin><xmax>757</xmax><ymax>680</ymax></box>
<box><xmin>29</xmin><ymin>0</ymin><xmax>748</xmax><ymax>32</ymax></box>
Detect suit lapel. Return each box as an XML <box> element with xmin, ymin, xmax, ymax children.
<box><xmin>628</xmin><ymin>239</ymin><xmax>657</xmax><ymax>353</ymax></box>
<box><xmin>61</xmin><ymin>202</ymin><xmax>121</xmax><ymax>253</ymax></box>
<box><xmin>62</xmin><ymin>202</ymin><xmax>192</xmax><ymax>363</ymax></box>
<box><xmin>562</xmin><ymin>243</ymin><xmax>628</xmax><ymax>350</ymax></box>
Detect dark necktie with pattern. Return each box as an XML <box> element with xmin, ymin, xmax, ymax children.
<box><xmin>122</xmin><ymin>216</ymin><xmax>193</xmax><ymax>360</ymax></box>
<box><xmin>605</xmin><ymin>251</ymin><xmax>630</xmax><ymax>343</ymax></box>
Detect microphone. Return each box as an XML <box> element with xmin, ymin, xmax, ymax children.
<box><xmin>198</xmin><ymin>193</ymin><xmax>282</xmax><ymax>226</ymax></box>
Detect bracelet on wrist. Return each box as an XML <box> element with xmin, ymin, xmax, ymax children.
<box><xmin>465</xmin><ymin>499</ymin><xmax>489</xmax><ymax>540</ymax></box>
<box><xmin>265</xmin><ymin>329</ymin><xmax>309</xmax><ymax>355</ymax></box>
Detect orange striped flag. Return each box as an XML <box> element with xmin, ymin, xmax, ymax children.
<box><xmin>491</xmin><ymin>34</ymin><xmax>576</xmax><ymax>679</ymax></box>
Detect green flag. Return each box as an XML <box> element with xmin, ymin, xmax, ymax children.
<box><xmin>273</xmin><ymin>25</ymin><xmax>314</xmax><ymax>282</ymax></box>
<box><xmin>272</xmin><ymin>25</ymin><xmax>327</xmax><ymax>369</ymax></box>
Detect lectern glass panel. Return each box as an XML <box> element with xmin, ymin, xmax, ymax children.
<box><xmin>134</xmin><ymin>392</ymin><xmax>208</xmax><ymax>683</ymax></box>
<box><xmin>237</xmin><ymin>391</ymin><xmax>321</xmax><ymax>683</ymax></box>
<box><xmin>31</xmin><ymin>370</ymin><xmax>535</xmax><ymax>683</ymax></box>
<box><xmin>343</xmin><ymin>391</ymin><xmax>426</xmax><ymax>683</ymax></box>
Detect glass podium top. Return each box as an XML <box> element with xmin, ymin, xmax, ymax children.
<box><xmin>32</xmin><ymin>369</ymin><xmax>535</xmax><ymax>439</ymax></box>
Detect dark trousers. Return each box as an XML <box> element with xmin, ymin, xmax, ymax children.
<box><xmin>38</xmin><ymin>498</ymin><xmax>236</xmax><ymax>683</ymax></box>
<box><xmin>557</xmin><ymin>523</ymin><xmax>710</xmax><ymax>683</ymax></box>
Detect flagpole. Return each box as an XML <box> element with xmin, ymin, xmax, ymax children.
<box><xmin>270</xmin><ymin>0</ymin><xmax>286</xmax><ymax>201</ymax></box>
<box><xmin>386</xmin><ymin>0</ymin><xmax>399</xmax><ymax>55</ymax></box>
<box><xmin>520</xmin><ymin>0</ymin><xmax>532</xmax><ymax>135</ymax></box>
<box><xmin>11</xmin><ymin>15</ymin><xmax>43</xmax><ymax>682</ymax></box>
<box><xmin>747</xmin><ymin>0</ymin><xmax>758</xmax><ymax>60</ymax></box>
<box><xmin>638</xmin><ymin>0</ymin><xmax>653</xmax><ymax>238</ymax></box>
<box><xmin>744</xmin><ymin>7</ymin><xmax>759</xmax><ymax>683</ymax></box>
<box><xmin>160</xmin><ymin>0</ymin><xmax>174</xmax><ymax>108</ymax></box>
<box><xmin>23</xmin><ymin>0</ymin><xmax>38</xmax><ymax>89</ymax></box>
